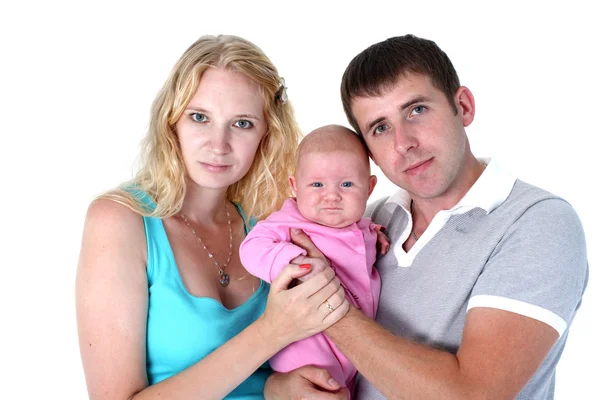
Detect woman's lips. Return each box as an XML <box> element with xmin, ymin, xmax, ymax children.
<box><xmin>200</xmin><ymin>162</ymin><xmax>231</xmax><ymax>172</ymax></box>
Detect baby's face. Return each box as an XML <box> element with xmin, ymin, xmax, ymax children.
<box><xmin>291</xmin><ymin>150</ymin><xmax>376</xmax><ymax>228</ymax></box>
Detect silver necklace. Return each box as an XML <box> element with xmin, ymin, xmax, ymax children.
<box><xmin>181</xmin><ymin>206</ymin><xmax>233</xmax><ymax>287</ymax></box>
<box><xmin>410</xmin><ymin>199</ymin><xmax>419</xmax><ymax>241</ymax></box>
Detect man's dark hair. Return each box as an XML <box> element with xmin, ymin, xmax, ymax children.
<box><xmin>341</xmin><ymin>34</ymin><xmax>461</xmax><ymax>135</ymax></box>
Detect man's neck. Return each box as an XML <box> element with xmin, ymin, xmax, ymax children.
<box><xmin>414</xmin><ymin>156</ymin><xmax>486</xmax><ymax>226</ymax></box>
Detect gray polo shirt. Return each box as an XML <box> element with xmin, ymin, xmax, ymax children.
<box><xmin>355</xmin><ymin>160</ymin><xmax>588</xmax><ymax>399</ymax></box>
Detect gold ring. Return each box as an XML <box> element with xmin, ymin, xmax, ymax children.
<box><xmin>324</xmin><ymin>300</ymin><xmax>334</xmax><ymax>313</ymax></box>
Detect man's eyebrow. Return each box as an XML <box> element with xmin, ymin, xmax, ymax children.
<box><xmin>366</xmin><ymin>117</ymin><xmax>386</xmax><ymax>133</ymax></box>
<box><xmin>364</xmin><ymin>96</ymin><xmax>432</xmax><ymax>133</ymax></box>
<box><xmin>400</xmin><ymin>95</ymin><xmax>431</xmax><ymax>110</ymax></box>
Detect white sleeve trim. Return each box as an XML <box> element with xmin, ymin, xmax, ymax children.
<box><xmin>467</xmin><ymin>295</ymin><xmax>567</xmax><ymax>337</ymax></box>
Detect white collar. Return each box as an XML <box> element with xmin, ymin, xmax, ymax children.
<box><xmin>384</xmin><ymin>158</ymin><xmax>517</xmax><ymax>215</ymax></box>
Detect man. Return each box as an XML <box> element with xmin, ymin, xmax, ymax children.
<box><xmin>266</xmin><ymin>34</ymin><xmax>588</xmax><ymax>399</ymax></box>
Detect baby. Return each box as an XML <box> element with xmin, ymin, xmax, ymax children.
<box><xmin>240</xmin><ymin>124</ymin><xmax>387</xmax><ymax>394</ymax></box>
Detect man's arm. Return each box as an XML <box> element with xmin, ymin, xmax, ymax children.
<box><xmin>289</xmin><ymin>195</ymin><xmax>588</xmax><ymax>399</ymax></box>
<box><xmin>327</xmin><ymin>305</ymin><xmax>557</xmax><ymax>399</ymax></box>
<box><xmin>291</xmin><ymin>226</ymin><xmax>559</xmax><ymax>399</ymax></box>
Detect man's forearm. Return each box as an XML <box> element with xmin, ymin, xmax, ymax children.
<box><xmin>326</xmin><ymin>307</ymin><xmax>466</xmax><ymax>399</ymax></box>
<box><xmin>326</xmin><ymin>306</ymin><xmax>556</xmax><ymax>400</ymax></box>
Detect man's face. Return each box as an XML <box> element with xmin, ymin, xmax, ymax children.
<box><xmin>351</xmin><ymin>73</ymin><xmax>475</xmax><ymax>201</ymax></box>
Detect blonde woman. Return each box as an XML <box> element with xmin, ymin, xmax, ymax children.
<box><xmin>76</xmin><ymin>35</ymin><xmax>349</xmax><ymax>400</ymax></box>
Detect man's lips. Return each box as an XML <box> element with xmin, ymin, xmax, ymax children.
<box><xmin>404</xmin><ymin>158</ymin><xmax>433</xmax><ymax>176</ymax></box>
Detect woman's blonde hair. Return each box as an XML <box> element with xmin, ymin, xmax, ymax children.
<box><xmin>101</xmin><ymin>35</ymin><xmax>301</xmax><ymax>221</ymax></box>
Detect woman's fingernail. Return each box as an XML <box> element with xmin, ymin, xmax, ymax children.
<box><xmin>328</xmin><ymin>378</ymin><xmax>338</xmax><ymax>387</ymax></box>
<box><xmin>291</xmin><ymin>228</ymin><xmax>301</xmax><ymax>234</ymax></box>
<box><xmin>300</xmin><ymin>264</ymin><xmax>311</xmax><ymax>270</ymax></box>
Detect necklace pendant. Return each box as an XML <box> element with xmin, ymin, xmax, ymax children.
<box><xmin>220</xmin><ymin>273</ymin><xmax>230</xmax><ymax>287</ymax></box>
<box><xmin>181</xmin><ymin>207</ymin><xmax>233</xmax><ymax>289</ymax></box>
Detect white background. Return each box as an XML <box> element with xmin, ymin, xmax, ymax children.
<box><xmin>1</xmin><ymin>1</ymin><xmax>597</xmax><ymax>398</ymax></box>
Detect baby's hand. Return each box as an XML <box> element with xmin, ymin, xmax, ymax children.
<box><xmin>290</xmin><ymin>255</ymin><xmax>328</xmax><ymax>283</ymax></box>
<box><xmin>372</xmin><ymin>224</ymin><xmax>390</xmax><ymax>255</ymax></box>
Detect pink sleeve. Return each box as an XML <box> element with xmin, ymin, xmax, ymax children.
<box><xmin>239</xmin><ymin>222</ymin><xmax>307</xmax><ymax>283</ymax></box>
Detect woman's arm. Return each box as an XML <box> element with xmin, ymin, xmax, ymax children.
<box><xmin>76</xmin><ymin>199</ymin><xmax>348</xmax><ymax>400</ymax></box>
<box><xmin>76</xmin><ymin>199</ymin><xmax>149</xmax><ymax>399</ymax></box>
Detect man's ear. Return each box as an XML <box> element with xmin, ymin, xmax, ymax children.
<box><xmin>454</xmin><ymin>86</ymin><xmax>475</xmax><ymax>127</ymax></box>
<box><xmin>368</xmin><ymin>175</ymin><xmax>377</xmax><ymax>196</ymax></box>
<box><xmin>289</xmin><ymin>175</ymin><xmax>298</xmax><ymax>196</ymax></box>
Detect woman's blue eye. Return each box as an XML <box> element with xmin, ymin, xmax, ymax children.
<box><xmin>311</xmin><ymin>182</ymin><xmax>323</xmax><ymax>187</ymax></box>
<box><xmin>341</xmin><ymin>182</ymin><xmax>353</xmax><ymax>187</ymax></box>
<box><xmin>191</xmin><ymin>113</ymin><xmax>207</xmax><ymax>122</ymax></box>
<box><xmin>235</xmin><ymin>119</ymin><xmax>253</xmax><ymax>129</ymax></box>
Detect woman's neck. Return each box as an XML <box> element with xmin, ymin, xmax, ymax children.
<box><xmin>179</xmin><ymin>183</ymin><xmax>229</xmax><ymax>224</ymax></box>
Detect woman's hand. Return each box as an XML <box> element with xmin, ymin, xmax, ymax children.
<box><xmin>289</xmin><ymin>254</ymin><xmax>329</xmax><ymax>283</ymax></box>
<box><xmin>290</xmin><ymin>228</ymin><xmax>331</xmax><ymax>265</ymax></box>
<box><xmin>264</xmin><ymin>366</ymin><xmax>350</xmax><ymax>400</ymax></box>
<box><xmin>256</xmin><ymin>261</ymin><xmax>349</xmax><ymax>350</ymax></box>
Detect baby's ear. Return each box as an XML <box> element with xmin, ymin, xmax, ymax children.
<box><xmin>368</xmin><ymin>175</ymin><xmax>377</xmax><ymax>196</ymax></box>
<box><xmin>289</xmin><ymin>175</ymin><xmax>298</xmax><ymax>195</ymax></box>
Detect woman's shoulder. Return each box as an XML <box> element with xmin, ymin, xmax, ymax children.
<box><xmin>87</xmin><ymin>196</ymin><xmax>143</xmax><ymax>225</ymax></box>
<box><xmin>84</xmin><ymin>197</ymin><xmax>147</xmax><ymax>255</ymax></box>
<box><xmin>232</xmin><ymin>201</ymin><xmax>257</xmax><ymax>232</ymax></box>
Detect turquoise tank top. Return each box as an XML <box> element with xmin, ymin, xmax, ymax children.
<box><xmin>142</xmin><ymin>202</ymin><xmax>270</xmax><ymax>398</ymax></box>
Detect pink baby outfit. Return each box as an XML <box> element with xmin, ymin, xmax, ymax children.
<box><xmin>240</xmin><ymin>198</ymin><xmax>381</xmax><ymax>392</ymax></box>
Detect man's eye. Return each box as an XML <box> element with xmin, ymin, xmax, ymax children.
<box><xmin>411</xmin><ymin>106</ymin><xmax>426</xmax><ymax>115</ymax></box>
<box><xmin>341</xmin><ymin>182</ymin><xmax>353</xmax><ymax>187</ymax></box>
<box><xmin>235</xmin><ymin>119</ymin><xmax>253</xmax><ymax>129</ymax></box>
<box><xmin>311</xmin><ymin>182</ymin><xmax>323</xmax><ymax>187</ymax></box>
<box><xmin>191</xmin><ymin>113</ymin><xmax>207</xmax><ymax>122</ymax></box>
<box><xmin>374</xmin><ymin>124</ymin><xmax>388</xmax><ymax>135</ymax></box>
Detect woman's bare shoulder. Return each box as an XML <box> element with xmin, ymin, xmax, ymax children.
<box><xmin>82</xmin><ymin>197</ymin><xmax>147</xmax><ymax>265</ymax></box>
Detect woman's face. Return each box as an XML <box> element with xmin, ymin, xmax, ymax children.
<box><xmin>175</xmin><ymin>68</ymin><xmax>267</xmax><ymax>190</ymax></box>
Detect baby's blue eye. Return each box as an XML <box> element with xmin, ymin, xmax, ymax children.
<box><xmin>191</xmin><ymin>113</ymin><xmax>207</xmax><ymax>122</ymax></box>
<box><xmin>341</xmin><ymin>182</ymin><xmax>353</xmax><ymax>187</ymax></box>
<box><xmin>311</xmin><ymin>182</ymin><xmax>323</xmax><ymax>187</ymax></box>
<box><xmin>235</xmin><ymin>119</ymin><xmax>253</xmax><ymax>129</ymax></box>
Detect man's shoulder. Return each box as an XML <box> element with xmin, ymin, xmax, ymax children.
<box><xmin>510</xmin><ymin>179</ymin><xmax>560</xmax><ymax>200</ymax></box>
<box><xmin>494</xmin><ymin>180</ymin><xmax>585</xmax><ymax>248</ymax></box>
<box><xmin>365</xmin><ymin>196</ymin><xmax>391</xmax><ymax>219</ymax></box>
<box><xmin>502</xmin><ymin>179</ymin><xmax>573</xmax><ymax>213</ymax></box>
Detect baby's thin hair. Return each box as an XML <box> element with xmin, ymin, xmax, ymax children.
<box><xmin>296</xmin><ymin>124</ymin><xmax>369</xmax><ymax>168</ymax></box>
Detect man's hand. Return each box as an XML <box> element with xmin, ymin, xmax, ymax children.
<box><xmin>264</xmin><ymin>366</ymin><xmax>350</xmax><ymax>400</ymax></box>
<box><xmin>372</xmin><ymin>224</ymin><xmax>390</xmax><ymax>255</ymax></box>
